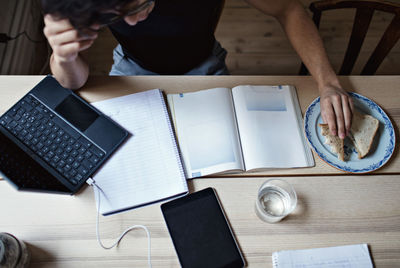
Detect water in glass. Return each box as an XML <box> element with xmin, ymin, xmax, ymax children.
<box><xmin>255</xmin><ymin>180</ymin><xmax>296</xmax><ymax>223</ymax></box>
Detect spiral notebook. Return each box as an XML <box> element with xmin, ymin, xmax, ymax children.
<box><xmin>91</xmin><ymin>89</ymin><xmax>188</xmax><ymax>215</ymax></box>
<box><xmin>272</xmin><ymin>244</ymin><xmax>373</xmax><ymax>268</ymax></box>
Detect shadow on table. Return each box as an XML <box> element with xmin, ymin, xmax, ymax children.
<box><xmin>26</xmin><ymin>242</ymin><xmax>56</xmax><ymax>268</ymax></box>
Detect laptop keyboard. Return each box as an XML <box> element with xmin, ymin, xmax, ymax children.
<box><xmin>0</xmin><ymin>131</ymin><xmax>70</xmax><ymax>192</ymax></box>
<box><xmin>0</xmin><ymin>94</ymin><xmax>105</xmax><ymax>186</ymax></box>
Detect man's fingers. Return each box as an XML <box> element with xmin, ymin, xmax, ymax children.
<box><xmin>321</xmin><ymin>100</ymin><xmax>337</xmax><ymax>136</ymax></box>
<box><xmin>53</xmin><ymin>42</ymin><xmax>79</xmax><ymax>59</ymax></box>
<box><xmin>47</xmin><ymin>29</ymin><xmax>97</xmax><ymax>47</ymax></box>
<box><xmin>44</xmin><ymin>14</ymin><xmax>75</xmax><ymax>36</ymax></box>
<box><xmin>348</xmin><ymin>95</ymin><xmax>354</xmax><ymax>112</ymax></box>
<box><xmin>319</xmin><ymin>85</ymin><xmax>353</xmax><ymax>139</ymax></box>
<box><xmin>53</xmin><ymin>40</ymin><xmax>94</xmax><ymax>60</ymax></box>
<box><xmin>332</xmin><ymin>95</ymin><xmax>346</xmax><ymax>139</ymax></box>
<box><xmin>341</xmin><ymin>95</ymin><xmax>352</xmax><ymax>135</ymax></box>
<box><xmin>78</xmin><ymin>39</ymin><xmax>95</xmax><ymax>52</ymax></box>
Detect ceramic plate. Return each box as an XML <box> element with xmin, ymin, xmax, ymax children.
<box><xmin>304</xmin><ymin>92</ymin><xmax>395</xmax><ymax>173</ymax></box>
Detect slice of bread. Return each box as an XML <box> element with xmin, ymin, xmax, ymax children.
<box><xmin>349</xmin><ymin>111</ymin><xmax>379</xmax><ymax>159</ymax></box>
<box><xmin>319</xmin><ymin>123</ymin><xmax>345</xmax><ymax>161</ymax></box>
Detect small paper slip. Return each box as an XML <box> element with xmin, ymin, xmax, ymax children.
<box><xmin>272</xmin><ymin>244</ymin><xmax>373</xmax><ymax>268</ymax></box>
<box><xmin>91</xmin><ymin>89</ymin><xmax>188</xmax><ymax>215</ymax></box>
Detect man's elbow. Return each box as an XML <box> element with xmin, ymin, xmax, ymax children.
<box><xmin>275</xmin><ymin>0</ymin><xmax>307</xmax><ymax>24</ymax></box>
<box><xmin>244</xmin><ymin>0</ymin><xmax>304</xmax><ymax>22</ymax></box>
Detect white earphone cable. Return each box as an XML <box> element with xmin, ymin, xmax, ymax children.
<box><xmin>90</xmin><ymin>181</ymin><xmax>152</xmax><ymax>268</ymax></box>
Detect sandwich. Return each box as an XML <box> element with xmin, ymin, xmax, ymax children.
<box><xmin>319</xmin><ymin>111</ymin><xmax>379</xmax><ymax>161</ymax></box>
<box><xmin>319</xmin><ymin>123</ymin><xmax>345</xmax><ymax>161</ymax></box>
<box><xmin>348</xmin><ymin>111</ymin><xmax>379</xmax><ymax>159</ymax></box>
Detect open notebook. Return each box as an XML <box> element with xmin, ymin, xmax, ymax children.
<box><xmin>168</xmin><ymin>85</ymin><xmax>314</xmax><ymax>178</ymax></box>
<box><xmin>91</xmin><ymin>89</ymin><xmax>188</xmax><ymax>215</ymax></box>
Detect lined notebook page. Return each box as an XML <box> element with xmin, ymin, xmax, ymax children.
<box><xmin>92</xmin><ymin>89</ymin><xmax>187</xmax><ymax>215</ymax></box>
<box><xmin>272</xmin><ymin>244</ymin><xmax>373</xmax><ymax>268</ymax></box>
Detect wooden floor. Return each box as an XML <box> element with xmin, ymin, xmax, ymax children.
<box><xmin>87</xmin><ymin>0</ymin><xmax>400</xmax><ymax>76</ymax></box>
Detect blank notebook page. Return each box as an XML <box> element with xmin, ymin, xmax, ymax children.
<box><xmin>92</xmin><ymin>89</ymin><xmax>187</xmax><ymax>215</ymax></box>
<box><xmin>272</xmin><ymin>244</ymin><xmax>373</xmax><ymax>268</ymax></box>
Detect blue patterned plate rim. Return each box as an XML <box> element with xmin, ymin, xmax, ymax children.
<box><xmin>304</xmin><ymin>92</ymin><xmax>395</xmax><ymax>173</ymax></box>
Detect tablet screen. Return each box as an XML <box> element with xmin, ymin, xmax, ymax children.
<box><xmin>161</xmin><ymin>188</ymin><xmax>244</xmax><ymax>268</ymax></box>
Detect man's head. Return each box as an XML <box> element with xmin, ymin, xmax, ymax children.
<box><xmin>41</xmin><ymin>0</ymin><xmax>155</xmax><ymax>29</ymax></box>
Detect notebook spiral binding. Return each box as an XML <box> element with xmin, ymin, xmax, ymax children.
<box><xmin>159</xmin><ymin>90</ymin><xmax>188</xmax><ymax>182</ymax></box>
<box><xmin>272</xmin><ymin>252</ymin><xmax>279</xmax><ymax>268</ymax></box>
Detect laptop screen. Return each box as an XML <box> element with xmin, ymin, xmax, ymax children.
<box><xmin>0</xmin><ymin>128</ymin><xmax>71</xmax><ymax>193</ymax></box>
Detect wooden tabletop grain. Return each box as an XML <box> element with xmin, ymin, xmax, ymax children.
<box><xmin>1</xmin><ymin>75</ymin><xmax>398</xmax><ymax>176</ymax></box>
<box><xmin>0</xmin><ymin>76</ymin><xmax>399</xmax><ymax>267</ymax></box>
<box><xmin>1</xmin><ymin>175</ymin><xmax>399</xmax><ymax>267</ymax></box>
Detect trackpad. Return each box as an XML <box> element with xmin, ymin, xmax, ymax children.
<box><xmin>85</xmin><ymin>117</ymin><xmax>128</xmax><ymax>152</ymax></box>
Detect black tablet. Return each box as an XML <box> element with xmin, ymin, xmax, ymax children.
<box><xmin>161</xmin><ymin>188</ymin><xmax>245</xmax><ymax>268</ymax></box>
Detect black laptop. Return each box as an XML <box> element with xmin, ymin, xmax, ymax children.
<box><xmin>0</xmin><ymin>76</ymin><xmax>129</xmax><ymax>194</ymax></box>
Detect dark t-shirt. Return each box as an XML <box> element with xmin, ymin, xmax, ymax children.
<box><xmin>108</xmin><ymin>0</ymin><xmax>224</xmax><ymax>74</ymax></box>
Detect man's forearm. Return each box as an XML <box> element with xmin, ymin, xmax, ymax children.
<box><xmin>245</xmin><ymin>0</ymin><xmax>353</xmax><ymax>137</ymax></box>
<box><xmin>50</xmin><ymin>53</ymin><xmax>89</xmax><ymax>90</ymax></box>
<box><xmin>277</xmin><ymin>3</ymin><xmax>354</xmax><ymax>137</ymax></box>
<box><xmin>276</xmin><ymin>2</ymin><xmax>340</xmax><ymax>91</ymax></box>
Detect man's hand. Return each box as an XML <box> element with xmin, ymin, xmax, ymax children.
<box><xmin>319</xmin><ymin>84</ymin><xmax>354</xmax><ymax>139</ymax></box>
<box><xmin>43</xmin><ymin>14</ymin><xmax>99</xmax><ymax>63</ymax></box>
<box><xmin>42</xmin><ymin>14</ymin><xmax>98</xmax><ymax>89</ymax></box>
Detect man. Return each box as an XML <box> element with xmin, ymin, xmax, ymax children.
<box><xmin>42</xmin><ymin>0</ymin><xmax>353</xmax><ymax>139</ymax></box>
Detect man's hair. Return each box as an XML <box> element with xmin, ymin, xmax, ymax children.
<box><xmin>41</xmin><ymin>0</ymin><xmax>133</xmax><ymax>28</ymax></box>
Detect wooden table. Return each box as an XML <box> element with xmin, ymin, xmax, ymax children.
<box><xmin>0</xmin><ymin>76</ymin><xmax>399</xmax><ymax>267</ymax></box>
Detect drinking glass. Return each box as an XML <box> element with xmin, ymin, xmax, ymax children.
<box><xmin>255</xmin><ymin>179</ymin><xmax>297</xmax><ymax>223</ymax></box>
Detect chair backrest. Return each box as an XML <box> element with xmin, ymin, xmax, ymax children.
<box><xmin>211</xmin><ymin>0</ymin><xmax>226</xmax><ymax>34</ymax></box>
<box><xmin>299</xmin><ymin>0</ymin><xmax>400</xmax><ymax>75</ymax></box>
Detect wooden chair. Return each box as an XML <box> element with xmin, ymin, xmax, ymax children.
<box><xmin>299</xmin><ymin>0</ymin><xmax>400</xmax><ymax>75</ymax></box>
